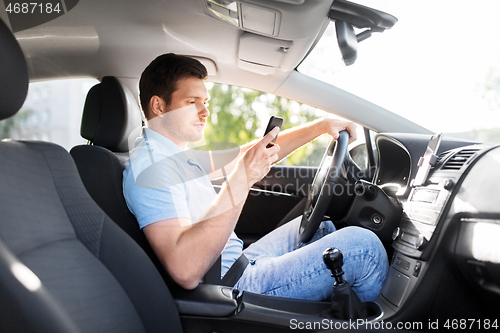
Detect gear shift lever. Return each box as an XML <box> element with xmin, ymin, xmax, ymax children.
<box><xmin>323</xmin><ymin>248</ymin><xmax>369</xmax><ymax>320</ymax></box>
<box><xmin>323</xmin><ymin>247</ymin><xmax>345</xmax><ymax>285</ymax></box>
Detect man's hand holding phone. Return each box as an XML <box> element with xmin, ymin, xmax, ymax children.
<box><xmin>238</xmin><ymin>117</ymin><xmax>282</xmax><ymax>187</ymax></box>
<box><xmin>264</xmin><ymin>116</ymin><xmax>283</xmax><ymax>148</ymax></box>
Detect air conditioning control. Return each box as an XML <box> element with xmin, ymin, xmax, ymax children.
<box><xmin>416</xmin><ymin>234</ymin><xmax>428</xmax><ymax>251</ymax></box>
<box><xmin>392</xmin><ymin>227</ymin><xmax>402</xmax><ymax>241</ymax></box>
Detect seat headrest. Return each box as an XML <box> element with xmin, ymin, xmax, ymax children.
<box><xmin>81</xmin><ymin>76</ymin><xmax>143</xmax><ymax>152</ymax></box>
<box><xmin>0</xmin><ymin>19</ymin><xmax>29</xmax><ymax>121</ymax></box>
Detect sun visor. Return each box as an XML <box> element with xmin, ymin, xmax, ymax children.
<box><xmin>191</xmin><ymin>56</ymin><xmax>217</xmax><ymax>76</ymax></box>
<box><xmin>238</xmin><ymin>32</ymin><xmax>292</xmax><ymax>75</ymax></box>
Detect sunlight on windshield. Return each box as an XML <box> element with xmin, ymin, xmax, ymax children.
<box><xmin>299</xmin><ymin>0</ymin><xmax>500</xmax><ymax>143</ymax></box>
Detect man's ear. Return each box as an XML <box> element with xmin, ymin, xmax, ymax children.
<box><xmin>149</xmin><ymin>95</ymin><xmax>165</xmax><ymax>118</ymax></box>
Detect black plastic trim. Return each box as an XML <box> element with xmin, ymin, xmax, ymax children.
<box><xmin>329</xmin><ymin>0</ymin><xmax>397</xmax><ymax>31</ymax></box>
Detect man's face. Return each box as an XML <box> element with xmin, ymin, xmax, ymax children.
<box><xmin>149</xmin><ymin>77</ymin><xmax>210</xmax><ymax>148</ymax></box>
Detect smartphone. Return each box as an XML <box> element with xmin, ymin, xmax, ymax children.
<box><xmin>264</xmin><ymin>116</ymin><xmax>283</xmax><ymax>148</ymax></box>
<box><xmin>413</xmin><ymin>133</ymin><xmax>442</xmax><ymax>186</ymax></box>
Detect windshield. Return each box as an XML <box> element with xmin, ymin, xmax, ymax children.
<box><xmin>299</xmin><ymin>0</ymin><xmax>500</xmax><ymax>143</ymax></box>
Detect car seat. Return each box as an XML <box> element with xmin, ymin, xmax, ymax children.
<box><xmin>69</xmin><ymin>76</ymin><xmax>145</xmax><ymax>245</ymax></box>
<box><xmin>0</xmin><ymin>17</ymin><xmax>182</xmax><ymax>333</ymax></box>
<box><xmin>68</xmin><ymin>76</ymin><xmax>177</xmax><ymax>283</ymax></box>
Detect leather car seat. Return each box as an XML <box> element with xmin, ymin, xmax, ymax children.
<box><xmin>0</xmin><ymin>18</ymin><xmax>183</xmax><ymax>333</ymax></box>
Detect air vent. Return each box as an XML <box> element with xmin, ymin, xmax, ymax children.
<box><xmin>436</xmin><ymin>151</ymin><xmax>450</xmax><ymax>165</ymax></box>
<box><xmin>442</xmin><ymin>149</ymin><xmax>479</xmax><ymax>170</ymax></box>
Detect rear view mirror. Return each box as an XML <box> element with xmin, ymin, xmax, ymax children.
<box><xmin>329</xmin><ymin>0</ymin><xmax>398</xmax><ymax>66</ymax></box>
<box><xmin>335</xmin><ymin>21</ymin><xmax>357</xmax><ymax>66</ymax></box>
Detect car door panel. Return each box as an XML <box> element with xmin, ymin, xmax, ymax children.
<box><xmin>234</xmin><ymin>166</ymin><xmax>316</xmax><ymax>246</ymax></box>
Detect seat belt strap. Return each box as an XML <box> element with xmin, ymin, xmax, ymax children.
<box><xmin>220</xmin><ymin>254</ymin><xmax>249</xmax><ymax>287</ymax></box>
<box><xmin>204</xmin><ymin>254</ymin><xmax>249</xmax><ymax>287</ymax></box>
<box><xmin>203</xmin><ymin>255</ymin><xmax>222</xmax><ymax>285</ymax></box>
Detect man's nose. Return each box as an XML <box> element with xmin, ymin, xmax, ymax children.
<box><xmin>199</xmin><ymin>104</ymin><xmax>210</xmax><ymax>119</ymax></box>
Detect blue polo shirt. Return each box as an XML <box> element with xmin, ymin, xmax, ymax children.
<box><xmin>123</xmin><ymin>127</ymin><xmax>243</xmax><ymax>278</ymax></box>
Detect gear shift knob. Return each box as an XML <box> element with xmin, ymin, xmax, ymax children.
<box><xmin>323</xmin><ymin>247</ymin><xmax>345</xmax><ymax>285</ymax></box>
<box><xmin>322</xmin><ymin>247</ymin><xmax>376</xmax><ymax>320</ymax></box>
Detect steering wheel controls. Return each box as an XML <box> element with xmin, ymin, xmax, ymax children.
<box><xmin>354</xmin><ymin>180</ymin><xmax>377</xmax><ymax>200</ymax></box>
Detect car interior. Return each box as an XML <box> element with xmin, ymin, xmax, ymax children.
<box><xmin>1</xmin><ymin>0</ymin><xmax>500</xmax><ymax>332</ymax></box>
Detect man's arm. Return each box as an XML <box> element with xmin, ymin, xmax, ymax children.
<box><xmin>209</xmin><ymin>118</ymin><xmax>357</xmax><ymax>179</ymax></box>
<box><xmin>143</xmin><ymin>127</ymin><xmax>280</xmax><ymax>289</ymax></box>
<box><xmin>274</xmin><ymin>118</ymin><xmax>357</xmax><ymax>162</ymax></box>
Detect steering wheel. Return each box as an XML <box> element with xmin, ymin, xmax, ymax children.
<box><xmin>299</xmin><ymin>130</ymin><xmax>350</xmax><ymax>243</ymax></box>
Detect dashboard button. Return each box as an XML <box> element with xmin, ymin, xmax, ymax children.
<box><xmin>443</xmin><ymin>179</ymin><xmax>454</xmax><ymax>190</ymax></box>
<box><xmin>395</xmin><ymin>257</ymin><xmax>410</xmax><ymax>270</ymax></box>
<box><xmin>413</xmin><ymin>261</ymin><xmax>422</xmax><ymax>277</ymax></box>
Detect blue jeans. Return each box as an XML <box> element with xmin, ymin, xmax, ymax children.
<box><xmin>234</xmin><ymin>217</ymin><xmax>389</xmax><ymax>302</ymax></box>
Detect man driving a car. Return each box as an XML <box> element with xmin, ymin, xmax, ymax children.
<box><xmin>123</xmin><ymin>53</ymin><xmax>388</xmax><ymax>302</ymax></box>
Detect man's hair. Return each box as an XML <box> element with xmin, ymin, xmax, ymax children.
<box><xmin>139</xmin><ymin>53</ymin><xmax>208</xmax><ymax>119</ymax></box>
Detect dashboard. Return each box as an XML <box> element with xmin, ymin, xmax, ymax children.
<box><xmin>372</xmin><ymin>133</ymin><xmax>500</xmax><ymax>320</ymax></box>
<box><xmin>175</xmin><ymin>131</ymin><xmax>500</xmax><ymax>330</ymax></box>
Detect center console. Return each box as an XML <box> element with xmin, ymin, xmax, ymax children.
<box><xmin>174</xmin><ymin>284</ymin><xmax>385</xmax><ymax>332</ymax></box>
<box><xmin>174</xmin><ymin>247</ymin><xmax>384</xmax><ymax>331</ymax></box>
<box><xmin>380</xmin><ymin>135</ymin><xmax>489</xmax><ymax>311</ymax></box>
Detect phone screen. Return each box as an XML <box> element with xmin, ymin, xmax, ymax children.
<box><xmin>264</xmin><ymin>116</ymin><xmax>283</xmax><ymax>148</ymax></box>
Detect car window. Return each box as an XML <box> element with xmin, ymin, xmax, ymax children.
<box><xmin>197</xmin><ymin>83</ymin><xmax>364</xmax><ymax>167</ymax></box>
<box><xmin>0</xmin><ymin>78</ymin><xmax>99</xmax><ymax>151</ymax></box>
<box><xmin>299</xmin><ymin>0</ymin><xmax>500</xmax><ymax>143</ymax></box>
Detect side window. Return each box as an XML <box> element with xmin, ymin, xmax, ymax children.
<box><xmin>203</xmin><ymin>83</ymin><xmax>362</xmax><ymax>167</ymax></box>
<box><xmin>350</xmin><ymin>143</ymin><xmax>369</xmax><ymax>170</ymax></box>
<box><xmin>0</xmin><ymin>78</ymin><xmax>98</xmax><ymax>150</ymax></box>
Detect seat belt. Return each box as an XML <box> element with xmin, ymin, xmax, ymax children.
<box><xmin>221</xmin><ymin>254</ymin><xmax>249</xmax><ymax>287</ymax></box>
<box><xmin>203</xmin><ymin>256</ymin><xmax>222</xmax><ymax>284</ymax></box>
<box><xmin>203</xmin><ymin>254</ymin><xmax>249</xmax><ymax>287</ymax></box>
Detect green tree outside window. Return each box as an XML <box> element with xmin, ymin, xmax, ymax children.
<box><xmin>202</xmin><ymin>84</ymin><xmax>333</xmax><ymax>167</ymax></box>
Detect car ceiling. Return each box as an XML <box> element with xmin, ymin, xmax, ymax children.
<box><xmin>0</xmin><ymin>0</ymin><xmax>431</xmax><ymax>134</ymax></box>
<box><xmin>0</xmin><ymin>0</ymin><xmax>331</xmax><ymax>91</ymax></box>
